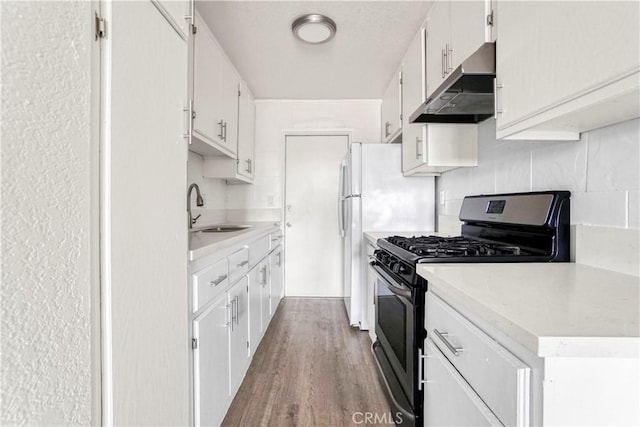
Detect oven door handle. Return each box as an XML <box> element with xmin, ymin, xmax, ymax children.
<box><xmin>372</xmin><ymin>264</ymin><xmax>413</xmax><ymax>300</ymax></box>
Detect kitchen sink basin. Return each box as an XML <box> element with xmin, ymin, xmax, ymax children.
<box><xmin>195</xmin><ymin>225</ymin><xmax>251</xmax><ymax>233</ymax></box>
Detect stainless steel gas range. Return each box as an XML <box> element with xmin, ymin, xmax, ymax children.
<box><xmin>370</xmin><ymin>191</ymin><xmax>571</xmax><ymax>426</ymax></box>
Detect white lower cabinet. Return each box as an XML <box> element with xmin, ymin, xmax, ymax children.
<box><xmin>425</xmin><ymin>338</ymin><xmax>502</xmax><ymax>427</ymax></box>
<box><xmin>190</xmin><ymin>226</ymin><xmax>283</xmax><ymax>426</ymax></box>
<box><xmin>424</xmin><ymin>292</ymin><xmax>530</xmax><ymax>426</ymax></box>
<box><xmin>259</xmin><ymin>262</ymin><xmax>270</xmax><ymax>331</ymax></box>
<box><xmin>193</xmin><ymin>293</ymin><xmax>230</xmax><ymax>427</ymax></box>
<box><xmin>249</xmin><ymin>258</ymin><xmax>270</xmax><ymax>355</ymax></box>
<box><xmin>228</xmin><ymin>276</ymin><xmax>250</xmax><ymax>397</ymax></box>
<box><xmin>269</xmin><ymin>245</ymin><xmax>283</xmax><ymax>316</ymax></box>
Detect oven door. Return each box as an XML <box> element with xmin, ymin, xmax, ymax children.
<box><xmin>373</xmin><ymin>264</ymin><xmax>414</xmax><ymax>407</ymax></box>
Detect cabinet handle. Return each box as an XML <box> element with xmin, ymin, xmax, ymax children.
<box><xmin>226</xmin><ymin>302</ymin><xmax>233</xmax><ymax>330</ymax></box>
<box><xmin>384</xmin><ymin>121</ymin><xmax>391</xmax><ymax>138</ymax></box>
<box><xmin>415</xmin><ymin>136</ymin><xmax>422</xmax><ymax>160</ymax></box>
<box><xmin>236</xmin><ymin>260</ymin><xmax>249</xmax><ymax>268</ymax></box>
<box><xmin>245</xmin><ymin>158</ymin><xmax>252</xmax><ymax>173</ymax></box>
<box><xmin>233</xmin><ymin>296</ymin><xmax>239</xmax><ymax>326</ymax></box>
<box><xmin>433</xmin><ymin>329</ymin><xmax>463</xmax><ymax>356</ymax></box>
<box><xmin>260</xmin><ymin>266</ymin><xmax>268</xmax><ymax>286</ymax></box>
<box><xmin>218</xmin><ymin>120</ymin><xmax>224</xmax><ymax>139</ymax></box>
<box><xmin>493</xmin><ymin>78</ymin><xmax>504</xmax><ymax>119</ymax></box>
<box><xmin>441</xmin><ymin>48</ymin><xmax>446</xmax><ymax>78</ymax></box>
<box><xmin>447</xmin><ymin>44</ymin><xmax>453</xmax><ymax>74</ymax></box>
<box><xmin>209</xmin><ymin>275</ymin><xmax>227</xmax><ymax>286</ymax></box>
<box><xmin>222</xmin><ymin>121</ymin><xmax>228</xmax><ymax>142</ymax></box>
<box><xmin>277</xmin><ymin>252</ymin><xmax>282</xmax><ymax>267</ymax></box>
<box><xmin>417</xmin><ymin>347</ymin><xmax>427</xmax><ymax>390</ymax></box>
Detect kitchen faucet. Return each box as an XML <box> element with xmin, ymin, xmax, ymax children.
<box><xmin>187</xmin><ymin>183</ymin><xmax>204</xmax><ymax>228</ymax></box>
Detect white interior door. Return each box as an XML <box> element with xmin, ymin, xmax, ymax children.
<box><xmin>284</xmin><ymin>135</ymin><xmax>349</xmax><ymax>297</ymax></box>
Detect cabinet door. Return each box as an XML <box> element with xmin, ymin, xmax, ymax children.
<box><xmin>424</xmin><ymin>338</ymin><xmax>502</xmax><ymax>427</ymax></box>
<box><xmin>259</xmin><ymin>261</ymin><xmax>271</xmax><ymax>335</ymax></box>
<box><xmin>425</xmin><ymin>1</ymin><xmax>450</xmax><ymax>98</ymax></box>
<box><xmin>248</xmin><ymin>265</ymin><xmax>262</xmax><ymax>356</ymax></box>
<box><xmin>192</xmin><ymin>12</ymin><xmax>223</xmax><ymax>145</ymax></box>
<box><xmin>108</xmin><ymin>2</ymin><xmax>189</xmax><ymax>424</ymax></box>
<box><xmin>381</xmin><ymin>67</ymin><xmax>402</xmax><ymax>142</ymax></box>
<box><xmin>269</xmin><ymin>247</ymin><xmax>283</xmax><ymax>316</ymax></box>
<box><xmin>237</xmin><ymin>83</ymin><xmax>255</xmax><ymax>179</ymax></box>
<box><xmin>496</xmin><ymin>1</ymin><xmax>640</xmax><ymax>139</ymax></box>
<box><xmin>402</xmin><ymin>28</ymin><xmax>426</xmax><ymax>117</ymax></box>
<box><xmin>219</xmin><ymin>57</ymin><xmax>239</xmax><ymax>156</ymax></box>
<box><xmin>402</xmin><ymin>122</ymin><xmax>427</xmax><ymax>174</ymax></box>
<box><xmin>193</xmin><ymin>293</ymin><xmax>230</xmax><ymax>427</ymax></box>
<box><xmin>449</xmin><ymin>0</ymin><xmax>489</xmax><ymax>71</ymax></box>
<box><xmin>402</xmin><ymin>27</ymin><xmax>427</xmax><ymax>173</ymax></box>
<box><xmin>228</xmin><ymin>276</ymin><xmax>249</xmax><ymax>397</ymax></box>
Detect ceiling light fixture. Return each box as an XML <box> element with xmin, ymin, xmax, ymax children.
<box><xmin>291</xmin><ymin>14</ymin><xmax>337</xmax><ymax>44</ymax></box>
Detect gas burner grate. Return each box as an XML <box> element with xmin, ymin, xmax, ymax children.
<box><xmin>385</xmin><ymin>235</ymin><xmax>526</xmax><ymax>258</ymax></box>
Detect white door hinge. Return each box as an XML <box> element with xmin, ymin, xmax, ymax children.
<box><xmin>95</xmin><ymin>12</ymin><xmax>107</xmax><ymax>40</ymax></box>
<box><xmin>192</xmin><ymin>338</ymin><xmax>198</xmax><ymax>349</ymax></box>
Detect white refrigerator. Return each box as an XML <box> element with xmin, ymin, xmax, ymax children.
<box><xmin>339</xmin><ymin>143</ymin><xmax>435</xmax><ymax>328</ymax></box>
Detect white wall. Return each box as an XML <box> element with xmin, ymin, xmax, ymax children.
<box><xmin>226</xmin><ymin>99</ymin><xmax>381</xmax><ymax>222</ymax></box>
<box><xmin>188</xmin><ymin>151</ymin><xmax>227</xmax><ymax>224</ymax></box>
<box><xmin>437</xmin><ymin>118</ymin><xmax>640</xmax><ymax>229</ymax></box>
<box><xmin>1</xmin><ymin>1</ymin><xmax>94</xmax><ymax>425</ymax></box>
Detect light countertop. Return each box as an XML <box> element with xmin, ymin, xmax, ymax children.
<box><xmin>189</xmin><ymin>222</ymin><xmax>281</xmax><ymax>261</ymax></box>
<box><xmin>418</xmin><ymin>263</ymin><xmax>640</xmax><ymax>358</ymax></box>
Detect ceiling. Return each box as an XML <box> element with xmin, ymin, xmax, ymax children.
<box><xmin>197</xmin><ymin>1</ymin><xmax>433</xmax><ymax>99</ymax></box>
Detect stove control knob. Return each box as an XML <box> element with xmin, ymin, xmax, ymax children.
<box><xmin>391</xmin><ymin>262</ymin><xmax>401</xmax><ymax>274</ymax></box>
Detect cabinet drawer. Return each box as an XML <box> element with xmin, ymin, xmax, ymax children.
<box><xmin>249</xmin><ymin>235</ymin><xmax>270</xmax><ymax>267</ymax></box>
<box><xmin>425</xmin><ymin>338</ymin><xmax>502</xmax><ymax>427</ymax></box>
<box><xmin>192</xmin><ymin>258</ymin><xmax>229</xmax><ymax>312</ymax></box>
<box><xmin>228</xmin><ymin>247</ymin><xmax>249</xmax><ymax>284</ymax></box>
<box><xmin>426</xmin><ymin>292</ymin><xmax>530</xmax><ymax>426</ymax></box>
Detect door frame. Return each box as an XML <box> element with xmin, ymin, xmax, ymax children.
<box><xmin>281</xmin><ymin>129</ymin><xmax>352</xmax><ymax>297</ymax></box>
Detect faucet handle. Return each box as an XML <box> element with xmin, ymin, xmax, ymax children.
<box><xmin>191</xmin><ymin>214</ymin><xmax>201</xmax><ymax>225</ymax></box>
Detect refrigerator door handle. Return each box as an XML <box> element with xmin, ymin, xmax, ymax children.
<box><xmin>338</xmin><ymin>162</ymin><xmax>348</xmax><ymax>237</ymax></box>
<box><xmin>338</xmin><ymin>197</ymin><xmax>345</xmax><ymax>237</ymax></box>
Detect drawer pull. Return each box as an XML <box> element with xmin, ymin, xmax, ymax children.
<box><xmin>209</xmin><ymin>275</ymin><xmax>227</xmax><ymax>286</ymax></box>
<box><xmin>236</xmin><ymin>260</ymin><xmax>249</xmax><ymax>268</ymax></box>
<box><xmin>433</xmin><ymin>329</ymin><xmax>463</xmax><ymax>356</ymax></box>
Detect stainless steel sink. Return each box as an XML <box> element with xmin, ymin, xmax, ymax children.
<box><xmin>195</xmin><ymin>225</ymin><xmax>251</xmax><ymax>233</ymax></box>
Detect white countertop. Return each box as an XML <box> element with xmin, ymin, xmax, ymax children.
<box><xmin>417</xmin><ymin>263</ymin><xmax>640</xmax><ymax>358</ymax></box>
<box><xmin>188</xmin><ymin>222</ymin><xmax>281</xmax><ymax>261</ymax></box>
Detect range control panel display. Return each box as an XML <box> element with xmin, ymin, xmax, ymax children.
<box><xmin>486</xmin><ymin>200</ymin><xmax>506</xmax><ymax>214</ymax></box>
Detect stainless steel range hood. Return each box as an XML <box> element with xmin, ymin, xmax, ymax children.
<box><xmin>409</xmin><ymin>42</ymin><xmax>496</xmax><ymax>124</ymax></box>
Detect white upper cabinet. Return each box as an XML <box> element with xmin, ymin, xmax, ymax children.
<box><xmin>191</xmin><ymin>11</ymin><xmax>239</xmax><ymax>158</ymax></box>
<box><xmin>381</xmin><ymin>66</ymin><xmax>403</xmax><ymax>143</ymax></box>
<box><xmin>495</xmin><ymin>1</ymin><xmax>640</xmax><ymax>140</ymax></box>
<box><xmin>203</xmin><ymin>81</ymin><xmax>255</xmax><ymax>184</ymax></box>
<box><xmin>402</xmin><ymin>27</ymin><xmax>478</xmax><ymax>176</ymax></box>
<box><xmin>426</xmin><ymin>0</ymin><xmax>492</xmax><ymax>99</ymax></box>
<box><xmin>236</xmin><ymin>83</ymin><xmax>256</xmax><ymax>180</ymax></box>
<box><xmin>425</xmin><ymin>1</ymin><xmax>451</xmax><ymax>100</ymax></box>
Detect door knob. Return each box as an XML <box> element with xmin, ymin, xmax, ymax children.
<box><xmin>286</xmin><ymin>222</ymin><xmax>292</xmax><ymax>228</ymax></box>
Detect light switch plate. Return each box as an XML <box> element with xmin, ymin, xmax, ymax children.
<box><xmin>439</xmin><ymin>191</ymin><xmax>446</xmax><ymax>206</ymax></box>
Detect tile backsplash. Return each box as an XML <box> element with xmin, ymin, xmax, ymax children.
<box><xmin>437</xmin><ymin>118</ymin><xmax>640</xmax><ymax>229</ymax></box>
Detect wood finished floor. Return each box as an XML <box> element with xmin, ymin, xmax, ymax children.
<box><xmin>222</xmin><ymin>298</ymin><xmax>393</xmax><ymax>426</ymax></box>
